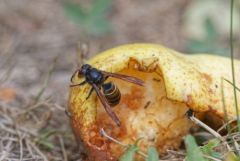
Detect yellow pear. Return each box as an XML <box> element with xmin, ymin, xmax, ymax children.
<box><xmin>68</xmin><ymin>44</ymin><xmax>240</xmax><ymax>161</ymax></box>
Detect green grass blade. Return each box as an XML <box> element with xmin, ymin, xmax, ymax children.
<box><xmin>34</xmin><ymin>57</ymin><xmax>57</xmax><ymax>103</ymax></box>
<box><xmin>37</xmin><ymin>139</ymin><xmax>55</xmax><ymax>150</ymax></box>
<box><xmin>224</xmin><ymin>152</ymin><xmax>240</xmax><ymax>161</ymax></box>
<box><xmin>146</xmin><ymin>147</ymin><xmax>159</xmax><ymax>161</ymax></box>
<box><xmin>119</xmin><ymin>145</ymin><xmax>139</xmax><ymax>161</ymax></box>
<box><xmin>85</xmin><ymin>18</ymin><xmax>111</xmax><ymax>35</ymax></box>
<box><xmin>91</xmin><ymin>0</ymin><xmax>111</xmax><ymax>16</ymax></box>
<box><xmin>221</xmin><ymin>78</ymin><xmax>231</xmax><ymax>134</ymax></box>
<box><xmin>63</xmin><ymin>2</ymin><xmax>86</xmax><ymax>24</ymax></box>
<box><xmin>201</xmin><ymin>139</ymin><xmax>222</xmax><ymax>159</ymax></box>
<box><xmin>223</xmin><ymin>78</ymin><xmax>240</xmax><ymax>92</ymax></box>
<box><xmin>229</xmin><ymin>0</ymin><xmax>240</xmax><ymax>131</ymax></box>
<box><xmin>205</xmin><ymin>17</ymin><xmax>218</xmax><ymax>40</ymax></box>
<box><xmin>185</xmin><ymin>135</ymin><xmax>207</xmax><ymax>161</ymax></box>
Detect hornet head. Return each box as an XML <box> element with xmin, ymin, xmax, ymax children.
<box><xmin>80</xmin><ymin>64</ymin><xmax>92</xmax><ymax>75</ymax></box>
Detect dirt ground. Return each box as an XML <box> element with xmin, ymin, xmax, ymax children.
<box><xmin>0</xmin><ymin>0</ymin><xmax>232</xmax><ymax>160</ymax></box>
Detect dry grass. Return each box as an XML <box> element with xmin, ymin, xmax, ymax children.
<box><xmin>0</xmin><ymin>89</ymin><xmax>81</xmax><ymax>161</ymax></box>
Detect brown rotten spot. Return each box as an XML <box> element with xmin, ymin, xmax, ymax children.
<box><xmin>68</xmin><ymin>44</ymin><xmax>240</xmax><ymax>161</ymax></box>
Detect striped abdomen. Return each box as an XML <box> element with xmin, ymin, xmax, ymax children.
<box><xmin>102</xmin><ymin>82</ymin><xmax>121</xmax><ymax>106</ymax></box>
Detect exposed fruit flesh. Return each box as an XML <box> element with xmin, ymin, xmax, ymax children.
<box><xmin>89</xmin><ymin>62</ymin><xmax>194</xmax><ymax>159</ymax></box>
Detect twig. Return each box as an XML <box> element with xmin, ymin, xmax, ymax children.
<box><xmin>0</xmin><ymin>35</ymin><xmax>21</xmax><ymax>84</ymax></box>
<box><xmin>54</xmin><ymin>103</ymin><xmax>66</xmax><ymax>111</ymax></box>
<box><xmin>28</xmin><ymin>111</ymin><xmax>41</xmax><ymax>124</ymax></box>
<box><xmin>58</xmin><ymin>135</ymin><xmax>68</xmax><ymax>161</ymax></box>
<box><xmin>54</xmin><ymin>103</ymin><xmax>72</xmax><ymax>118</ymax></box>
<box><xmin>99</xmin><ymin>128</ymin><xmax>126</xmax><ymax>147</ymax></box>
<box><xmin>186</xmin><ymin>110</ymin><xmax>231</xmax><ymax>151</ymax></box>
<box><xmin>203</xmin><ymin>154</ymin><xmax>221</xmax><ymax>161</ymax></box>
<box><xmin>16</xmin><ymin>100</ymin><xmax>51</xmax><ymax>116</ymax></box>
<box><xmin>217</xmin><ymin>119</ymin><xmax>236</xmax><ymax>133</ymax></box>
<box><xmin>0</xmin><ymin>62</ymin><xmax>15</xmax><ymax>84</ymax></box>
<box><xmin>26</xmin><ymin>139</ymin><xmax>34</xmax><ymax>159</ymax></box>
<box><xmin>232</xmin><ymin>135</ymin><xmax>240</xmax><ymax>156</ymax></box>
<box><xmin>186</xmin><ymin>110</ymin><xmax>222</xmax><ymax>138</ymax></box>
<box><xmin>191</xmin><ymin>117</ymin><xmax>221</xmax><ymax>138</ymax></box>
<box><xmin>34</xmin><ymin>56</ymin><xmax>58</xmax><ymax>104</ymax></box>
<box><xmin>0</xmin><ymin>139</ymin><xmax>12</xmax><ymax>160</ymax></box>
<box><xmin>0</xmin><ymin>124</ymin><xmax>17</xmax><ymax>135</ymax></box>
<box><xmin>100</xmin><ymin>128</ymin><xmax>148</xmax><ymax>158</ymax></box>
<box><xmin>19</xmin><ymin>135</ymin><xmax>23</xmax><ymax>161</ymax></box>
<box><xmin>166</xmin><ymin>150</ymin><xmax>185</xmax><ymax>156</ymax></box>
<box><xmin>27</xmin><ymin>140</ymin><xmax>48</xmax><ymax>161</ymax></box>
<box><xmin>76</xmin><ymin>42</ymin><xmax>88</xmax><ymax>67</ymax></box>
<box><xmin>18</xmin><ymin>126</ymin><xmax>37</xmax><ymax>137</ymax></box>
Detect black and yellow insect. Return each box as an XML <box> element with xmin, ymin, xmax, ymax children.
<box><xmin>70</xmin><ymin>64</ymin><xmax>144</xmax><ymax>126</ymax></box>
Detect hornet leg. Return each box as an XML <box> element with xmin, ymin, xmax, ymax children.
<box><xmin>86</xmin><ymin>87</ymin><xmax>94</xmax><ymax>100</ymax></box>
<box><xmin>70</xmin><ymin>80</ymin><xmax>86</xmax><ymax>87</ymax></box>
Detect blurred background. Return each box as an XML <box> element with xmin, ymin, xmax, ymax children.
<box><xmin>0</xmin><ymin>0</ymin><xmax>239</xmax><ymax>160</ymax></box>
